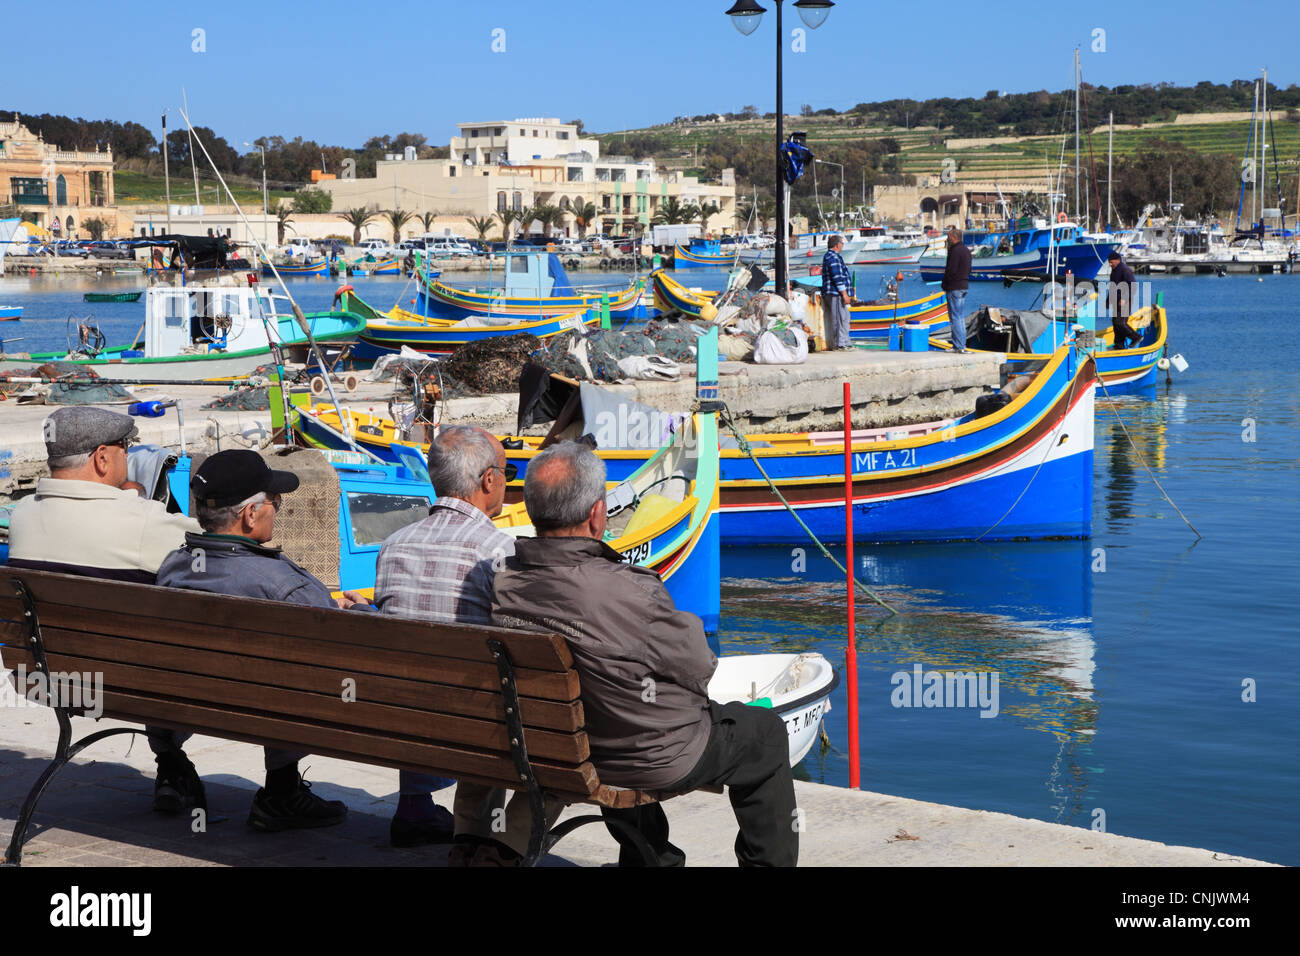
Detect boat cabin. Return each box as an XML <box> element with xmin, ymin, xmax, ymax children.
<box><xmin>140</xmin><ymin>282</ymin><xmax>293</xmax><ymax>357</ymax></box>
<box><xmin>500</xmin><ymin>251</ymin><xmax>578</xmax><ymax>298</ymax></box>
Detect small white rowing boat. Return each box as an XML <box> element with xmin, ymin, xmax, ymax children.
<box><xmin>709</xmin><ymin>653</ymin><xmax>839</xmax><ymax>766</ymax></box>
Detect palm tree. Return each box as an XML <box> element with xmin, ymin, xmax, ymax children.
<box><xmin>384</xmin><ymin>208</ymin><xmax>416</xmax><ymax>244</ymax></box>
<box><xmin>653</xmin><ymin>196</ymin><xmax>690</xmax><ymax>225</ymax></box>
<box><xmin>516</xmin><ymin>206</ymin><xmax>535</xmax><ymax>240</ymax></box>
<box><xmin>468</xmin><ymin>216</ymin><xmax>496</xmax><ymax>243</ymax></box>
<box><xmin>418</xmin><ymin>210</ymin><xmax>437</xmax><ymax>234</ymax></box>
<box><xmin>571</xmin><ymin>202</ymin><xmax>597</xmax><ymax>239</ymax></box>
<box><xmin>339</xmin><ymin>207</ymin><xmax>376</xmax><ymax>245</ymax></box>
<box><xmin>692</xmin><ymin>201</ymin><xmax>720</xmax><ymax>232</ymax></box>
<box><xmin>543</xmin><ymin>205</ymin><xmax>568</xmax><ymax>238</ymax></box>
<box><xmin>495</xmin><ymin>209</ymin><xmax>520</xmax><ymax>246</ymax></box>
<box><xmin>272</xmin><ymin>202</ymin><xmax>295</xmax><ymax>245</ymax></box>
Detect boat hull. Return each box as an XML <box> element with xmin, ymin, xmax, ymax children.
<box><xmin>708</xmin><ymin>654</ymin><xmax>840</xmax><ymax>766</ymax></box>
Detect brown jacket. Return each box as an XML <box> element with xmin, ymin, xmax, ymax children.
<box><xmin>491</xmin><ymin>536</ymin><xmax>716</xmax><ymax>790</ymax></box>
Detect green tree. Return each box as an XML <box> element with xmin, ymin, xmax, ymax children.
<box><xmin>571</xmin><ymin>202</ymin><xmax>597</xmax><ymax>239</ymax></box>
<box><xmin>418</xmin><ymin>210</ymin><xmax>437</xmax><ymax>234</ymax></box>
<box><xmin>338</xmin><ymin>207</ymin><xmax>376</xmax><ymax>245</ymax></box>
<box><xmin>691</xmin><ymin>201</ymin><xmax>720</xmax><ymax>231</ymax></box>
<box><xmin>653</xmin><ymin>196</ymin><xmax>691</xmax><ymax>225</ymax></box>
<box><xmin>272</xmin><ymin>202</ymin><xmax>295</xmax><ymax>245</ymax></box>
<box><xmin>467</xmin><ymin>216</ymin><xmax>496</xmax><ymax>242</ymax></box>
<box><xmin>82</xmin><ymin>217</ymin><xmax>110</xmax><ymax>240</ymax></box>
<box><xmin>384</xmin><ymin>208</ymin><xmax>415</xmax><ymax>244</ymax></box>
<box><xmin>1111</xmin><ymin>139</ymin><xmax>1238</xmax><ymax>221</ymax></box>
<box><xmin>495</xmin><ymin>208</ymin><xmax>520</xmax><ymax>246</ymax></box>
<box><xmin>516</xmin><ymin>206</ymin><xmax>535</xmax><ymax>239</ymax></box>
<box><xmin>292</xmin><ymin>187</ymin><xmax>332</xmax><ymax>214</ymax></box>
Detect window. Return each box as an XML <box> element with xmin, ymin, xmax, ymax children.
<box><xmin>495</xmin><ymin>127</ymin><xmax>504</xmax><ymax>136</ymax></box>
<box><xmin>532</xmin><ymin>130</ymin><xmax>538</xmax><ymax>137</ymax></box>
<box><xmin>55</xmin><ymin>174</ymin><xmax>67</xmax><ymax>205</ymax></box>
<box><xmin>512</xmin><ymin>191</ymin><xmax>522</xmax><ymax>212</ymax></box>
<box><xmin>567</xmin><ymin>167</ymin><xmax>583</xmax><ymax>182</ymax></box>
<box><xmin>449</xmin><ymin>166</ymin><xmax>456</xmax><ymax>177</ymax></box>
<box><xmin>346</xmin><ymin>493</ymin><xmax>430</xmax><ymax>547</ymax></box>
<box><xmin>611</xmin><ymin>169</ymin><xmax>626</xmax><ymax>182</ymax></box>
<box><xmin>497</xmin><ymin>191</ymin><xmax>507</xmax><ymax>212</ymax></box>
<box><xmin>558</xmin><ymin>131</ymin><xmax>569</xmax><ymax>140</ymax></box>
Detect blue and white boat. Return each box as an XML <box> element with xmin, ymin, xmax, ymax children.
<box><xmin>920</xmin><ymin>220</ymin><xmax>1117</xmax><ymax>282</ymax></box>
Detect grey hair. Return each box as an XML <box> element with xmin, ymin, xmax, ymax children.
<box><xmin>427</xmin><ymin>425</ymin><xmax>500</xmax><ymax>499</ymax></box>
<box><xmin>828</xmin><ymin>234</ymin><xmax>843</xmax><ymax>249</ymax></box>
<box><xmin>48</xmin><ymin>451</ymin><xmax>93</xmax><ymax>472</ymax></box>
<box><xmin>196</xmin><ymin>491</ymin><xmax>265</xmax><ymax>533</ymax></box>
<box><xmin>524</xmin><ymin>441</ymin><xmax>606</xmax><ymax>531</ymax></box>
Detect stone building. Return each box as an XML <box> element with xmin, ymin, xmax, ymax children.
<box><xmin>320</xmin><ymin>117</ymin><xmax>736</xmax><ymax>240</ymax></box>
<box><xmin>0</xmin><ymin>120</ymin><xmax>119</xmax><ymax>237</ymax></box>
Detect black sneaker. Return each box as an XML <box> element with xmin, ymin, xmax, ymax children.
<box><xmin>390</xmin><ymin>806</ymin><xmax>455</xmax><ymax>847</ymax></box>
<box><xmin>153</xmin><ymin>759</ymin><xmax>206</xmax><ymax>814</ymax></box>
<box><xmin>247</xmin><ymin>777</ymin><xmax>347</xmax><ymax>832</ymax></box>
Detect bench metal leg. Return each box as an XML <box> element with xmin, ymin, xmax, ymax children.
<box><xmin>2</xmin><ymin>578</ymin><xmax>146</xmax><ymax>867</ymax></box>
<box><xmin>545</xmin><ymin>813</ymin><xmax>664</xmax><ymax>867</ymax></box>
<box><xmin>486</xmin><ymin>639</ymin><xmax>550</xmax><ymax>867</ymax></box>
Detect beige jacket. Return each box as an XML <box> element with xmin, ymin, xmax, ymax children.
<box><xmin>8</xmin><ymin>478</ymin><xmax>200</xmax><ymax>576</ymax></box>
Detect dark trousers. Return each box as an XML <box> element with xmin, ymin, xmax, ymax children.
<box><xmin>1112</xmin><ymin>315</ymin><xmax>1142</xmax><ymax>349</ymax></box>
<box><xmin>601</xmin><ymin>701</ymin><xmax>798</xmax><ymax>867</ymax></box>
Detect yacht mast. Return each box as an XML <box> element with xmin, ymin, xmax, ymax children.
<box><xmin>1107</xmin><ymin>112</ymin><xmax>1113</xmax><ymax>229</ymax></box>
<box><xmin>1073</xmin><ymin>48</ymin><xmax>1081</xmax><ymax>223</ymax></box>
<box><xmin>1261</xmin><ymin>67</ymin><xmax>1269</xmax><ymax>227</ymax></box>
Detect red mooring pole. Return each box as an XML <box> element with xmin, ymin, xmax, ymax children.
<box><xmin>843</xmin><ymin>381</ymin><xmax>860</xmax><ymax>789</ymax></box>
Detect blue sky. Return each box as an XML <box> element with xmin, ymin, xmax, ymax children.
<box><xmin>5</xmin><ymin>0</ymin><xmax>1296</xmax><ymax>150</ymax></box>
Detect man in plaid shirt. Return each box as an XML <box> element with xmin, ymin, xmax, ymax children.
<box><xmin>821</xmin><ymin>235</ymin><xmax>854</xmax><ymax>349</ymax></box>
<box><xmin>374</xmin><ymin>425</ymin><xmax>542</xmax><ymax>864</ymax></box>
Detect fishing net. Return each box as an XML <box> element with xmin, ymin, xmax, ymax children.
<box><xmin>204</xmin><ymin>387</ymin><xmax>271</xmax><ymax>411</ymax></box>
<box><xmin>0</xmin><ymin>361</ymin><xmax>136</xmax><ymax>404</ymax></box>
<box><xmin>440</xmin><ymin>333</ymin><xmax>543</xmax><ymax>395</ymax></box>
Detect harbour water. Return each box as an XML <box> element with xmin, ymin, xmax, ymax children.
<box><xmin>1</xmin><ymin>265</ymin><xmax>1296</xmax><ymax>864</ymax></box>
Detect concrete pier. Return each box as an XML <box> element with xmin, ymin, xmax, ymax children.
<box><xmin>0</xmin><ymin>710</ymin><xmax>1272</xmax><ymax>867</ymax></box>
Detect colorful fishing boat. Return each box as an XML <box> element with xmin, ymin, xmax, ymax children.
<box><xmin>82</xmin><ymin>291</ymin><xmax>143</xmax><ymax>303</ymax></box>
<box><xmin>349</xmin><ymin>255</ymin><xmax>400</xmax><ymax>276</ymax></box>
<box><xmin>336</xmin><ymin>286</ymin><xmax>598</xmax><ymax>359</ymax></box>
<box><xmin>0</xmin><ymin>282</ymin><xmax>364</xmax><ymax>382</ymax></box>
<box><xmin>920</xmin><ymin>221</ymin><xmax>1116</xmax><ymax>283</ymax></box>
<box><xmin>303</xmin><ymin>341</ymin><xmax>1095</xmax><ymax>546</ymax></box>
<box><xmin>414</xmin><ymin>252</ymin><xmax>641</xmax><ymax>320</ymax></box>
<box><xmin>938</xmin><ymin>290</ymin><xmax>1170</xmax><ymax>395</ymax></box>
<box><xmin>261</xmin><ymin>256</ymin><xmax>330</xmax><ymax>278</ymax></box>
<box><xmin>0</xmin><ymin>305</ymin><xmax>20</xmax><ymax>321</ymax></box>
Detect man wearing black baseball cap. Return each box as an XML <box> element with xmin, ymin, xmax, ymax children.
<box><xmin>1105</xmin><ymin>249</ymin><xmax>1143</xmax><ymax>350</ymax></box>
<box><xmin>153</xmin><ymin>449</ymin><xmax>370</xmax><ymax>831</ymax></box>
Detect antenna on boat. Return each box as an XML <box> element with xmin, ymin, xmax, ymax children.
<box><xmin>176</xmin><ymin>102</ymin><xmax>368</xmax><ymax>457</ymax></box>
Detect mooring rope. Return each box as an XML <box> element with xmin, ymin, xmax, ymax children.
<box><xmin>717</xmin><ymin>407</ymin><xmax>898</xmax><ymax>616</ymax></box>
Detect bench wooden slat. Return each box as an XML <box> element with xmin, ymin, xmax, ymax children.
<box><xmin>0</xmin><ymin>629</ymin><xmax>583</xmax><ymax>731</ymax></box>
<box><xmin>0</xmin><ymin>621</ymin><xmax>580</xmax><ymax>701</ymax></box>
<box><xmin>102</xmin><ymin>691</ymin><xmax>598</xmax><ymax>795</ymax></box>
<box><xmin>0</xmin><ymin>573</ymin><xmax>573</xmax><ymax>670</ymax></box>
<box><xmin>0</xmin><ymin>646</ymin><xmax>588</xmax><ymax>764</ymax></box>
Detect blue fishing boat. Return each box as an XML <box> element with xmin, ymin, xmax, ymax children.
<box><xmin>920</xmin><ymin>221</ymin><xmax>1117</xmax><ymax>282</ymax></box>
<box><xmin>936</xmin><ymin>287</ymin><xmax>1171</xmax><ymax>395</ymax></box>
<box><xmin>261</xmin><ymin>256</ymin><xmax>330</xmax><ymax>278</ymax></box>
<box><xmin>416</xmin><ymin>252</ymin><xmax>641</xmax><ymax>320</ymax></box>
<box><xmin>0</xmin><ymin>305</ymin><xmax>20</xmax><ymax>320</ymax></box>
<box><xmin>335</xmin><ymin>285</ymin><xmax>598</xmax><ymax>359</ymax></box>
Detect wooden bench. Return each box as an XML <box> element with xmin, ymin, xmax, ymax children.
<box><xmin>0</xmin><ymin>567</ymin><xmax>696</xmax><ymax>867</ymax></box>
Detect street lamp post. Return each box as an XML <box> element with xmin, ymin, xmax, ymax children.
<box><xmin>726</xmin><ymin>0</ymin><xmax>833</xmax><ymax>299</ymax></box>
<box><xmin>245</xmin><ymin>141</ymin><xmax>269</xmax><ymax>247</ymax></box>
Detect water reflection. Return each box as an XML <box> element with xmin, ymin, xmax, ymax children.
<box><xmin>719</xmin><ymin>540</ymin><xmax>1097</xmax><ymax>818</ymax></box>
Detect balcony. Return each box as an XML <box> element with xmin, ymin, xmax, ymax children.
<box><xmin>11</xmin><ymin>192</ymin><xmax>49</xmax><ymax>206</ymax></box>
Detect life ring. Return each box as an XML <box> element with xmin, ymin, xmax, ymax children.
<box><xmin>1056</xmin><ymin>212</ymin><xmax>1068</xmax><ymax>223</ymax></box>
<box><xmin>332</xmin><ymin>284</ymin><xmax>354</xmax><ymax>304</ymax></box>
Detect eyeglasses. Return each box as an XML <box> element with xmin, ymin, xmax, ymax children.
<box><xmin>103</xmin><ymin>436</ymin><xmax>139</xmax><ymax>451</ymax></box>
<box><xmin>264</xmin><ymin>493</ymin><xmax>283</xmax><ymax>512</ymax></box>
<box><xmin>481</xmin><ymin>463</ymin><xmax>519</xmax><ymax>482</ymax></box>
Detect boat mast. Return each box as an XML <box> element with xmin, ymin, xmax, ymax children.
<box><xmin>1261</xmin><ymin>67</ymin><xmax>1268</xmax><ymax>229</ymax></box>
<box><xmin>161</xmin><ymin>111</ymin><xmax>173</xmax><ymax>237</ymax></box>
<box><xmin>1251</xmin><ymin>80</ymin><xmax>1259</xmax><ymax>225</ymax></box>
<box><xmin>1073</xmin><ymin>48</ymin><xmax>1080</xmax><ymax>224</ymax></box>
<box><xmin>1107</xmin><ymin>112</ymin><xmax>1113</xmax><ymax>230</ymax></box>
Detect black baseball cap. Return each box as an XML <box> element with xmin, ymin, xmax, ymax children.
<box><xmin>1107</xmin><ymin>250</ymin><xmax>1123</xmax><ymax>261</ymax></box>
<box><xmin>191</xmin><ymin>450</ymin><xmax>300</xmax><ymax>508</ymax></box>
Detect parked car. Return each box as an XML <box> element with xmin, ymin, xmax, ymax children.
<box><xmin>53</xmin><ymin>241</ymin><xmax>90</xmax><ymax>258</ymax></box>
<box><xmin>87</xmin><ymin>240</ymin><xmax>134</xmax><ymax>260</ymax></box>
<box><xmin>358</xmin><ymin>238</ymin><xmax>390</xmax><ymax>254</ymax></box>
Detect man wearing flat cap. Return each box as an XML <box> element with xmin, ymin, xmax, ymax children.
<box><xmin>8</xmin><ymin>406</ymin><xmax>199</xmax><ymax>581</ymax></box>
<box><xmin>153</xmin><ymin>449</ymin><xmax>370</xmax><ymax>831</ymax></box>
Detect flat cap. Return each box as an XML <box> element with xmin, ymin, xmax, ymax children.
<box><xmin>43</xmin><ymin>407</ymin><xmax>139</xmax><ymax>460</ymax></box>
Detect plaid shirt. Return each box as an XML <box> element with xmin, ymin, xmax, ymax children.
<box><xmin>821</xmin><ymin>247</ymin><xmax>852</xmax><ymax>296</ymax></box>
<box><xmin>374</xmin><ymin>496</ymin><xmax>517</xmax><ymax>626</ymax></box>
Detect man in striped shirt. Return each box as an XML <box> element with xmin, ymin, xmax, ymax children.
<box><xmin>820</xmin><ymin>235</ymin><xmax>854</xmax><ymax>350</ymax></box>
<box><xmin>374</xmin><ymin>425</ymin><xmax>532</xmax><ymax>863</ymax></box>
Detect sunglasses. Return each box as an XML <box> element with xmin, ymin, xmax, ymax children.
<box><xmin>481</xmin><ymin>463</ymin><xmax>519</xmax><ymax>482</ymax></box>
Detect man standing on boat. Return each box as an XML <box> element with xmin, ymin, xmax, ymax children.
<box><xmin>942</xmin><ymin>227</ymin><xmax>972</xmax><ymax>352</ymax></box>
<box><xmin>1106</xmin><ymin>250</ymin><xmax>1142</xmax><ymax>349</ymax></box>
<box><xmin>820</xmin><ymin>235</ymin><xmax>853</xmax><ymax>350</ymax></box>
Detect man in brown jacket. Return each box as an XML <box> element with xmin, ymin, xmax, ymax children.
<box><xmin>491</xmin><ymin>441</ymin><xmax>797</xmax><ymax>866</ymax></box>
